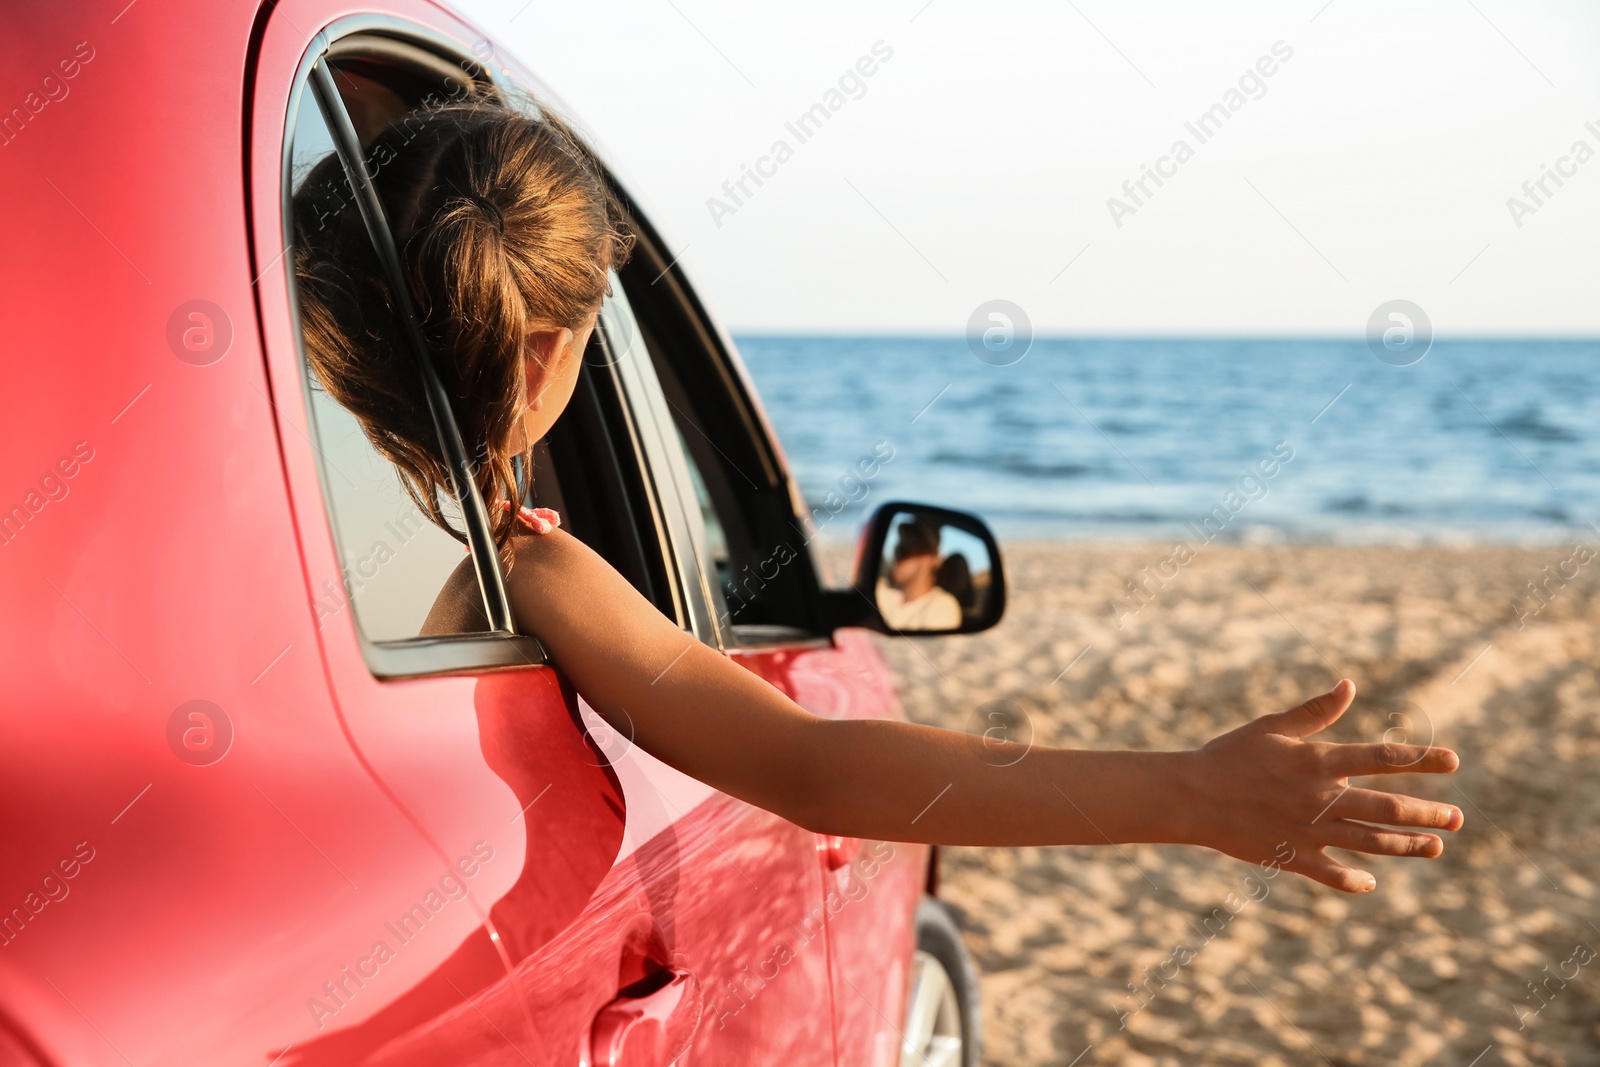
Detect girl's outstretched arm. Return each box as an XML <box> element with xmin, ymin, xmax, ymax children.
<box><xmin>507</xmin><ymin>530</ymin><xmax>1462</xmax><ymax>894</ymax></box>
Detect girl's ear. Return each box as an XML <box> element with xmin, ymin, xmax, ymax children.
<box><xmin>523</xmin><ymin>327</ymin><xmax>575</xmax><ymax>409</ymax></box>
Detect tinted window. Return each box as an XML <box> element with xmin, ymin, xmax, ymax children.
<box><xmin>619</xmin><ymin>245</ymin><xmax>824</xmax><ymax>639</ymax></box>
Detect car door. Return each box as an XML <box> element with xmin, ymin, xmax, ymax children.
<box><xmin>252</xmin><ymin>7</ymin><xmax>837</xmax><ymax>1063</ymax></box>
<box><xmin>0</xmin><ymin>4</ymin><xmax>503</xmax><ymax>1063</ymax></box>
<box><xmin>614</xmin><ymin>219</ymin><xmax>933</xmax><ymax>1067</ymax></box>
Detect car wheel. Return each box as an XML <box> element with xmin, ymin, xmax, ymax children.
<box><xmin>901</xmin><ymin>897</ymin><xmax>981</xmax><ymax>1067</ymax></box>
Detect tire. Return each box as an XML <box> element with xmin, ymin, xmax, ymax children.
<box><xmin>901</xmin><ymin>897</ymin><xmax>982</xmax><ymax>1067</ymax></box>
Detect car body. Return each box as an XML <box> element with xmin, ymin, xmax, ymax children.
<box><xmin>0</xmin><ymin>3</ymin><xmax>989</xmax><ymax>1064</ymax></box>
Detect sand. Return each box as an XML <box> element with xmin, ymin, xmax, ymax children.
<box><xmin>860</xmin><ymin>542</ymin><xmax>1600</xmax><ymax>1067</ymax></box>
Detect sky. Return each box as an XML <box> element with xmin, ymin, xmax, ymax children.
<box><xmin>452</xmin><ymin>0</ymin><xmax>1600</xmax><ymax>336</ymax></box>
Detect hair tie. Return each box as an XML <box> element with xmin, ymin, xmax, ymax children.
<box><xmin>464</xmin><ymin>192</ymin><xmax>504</xmax><ymax>235</ymax></box>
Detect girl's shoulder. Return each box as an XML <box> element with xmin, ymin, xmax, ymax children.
<box><xmin>419</xmin><ymin>507</ymin><xmax>564</xmax><ymax>636</ymax></box>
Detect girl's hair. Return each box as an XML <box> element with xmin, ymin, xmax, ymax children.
<box><xmin>291</xmin><ymin>90</ymin><xmax>633</xmax><ymax>561</ymax></box>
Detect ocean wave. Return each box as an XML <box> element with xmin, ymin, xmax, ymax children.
<box><xmin>738</xmin><ymin>336</ymin><xmax>1600</xmax><ymax>544</ymax></box>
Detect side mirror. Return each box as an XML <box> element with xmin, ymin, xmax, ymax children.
<box><xmin>828</xmin><ymin>502</ymin><xmax>1007</xmax><ymax>636</ymax></box>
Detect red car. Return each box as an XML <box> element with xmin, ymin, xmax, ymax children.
<box><xmin>1</xmin><ymin>3</ymin><xmax>1006</xmax><ymax>1064</ymax></box>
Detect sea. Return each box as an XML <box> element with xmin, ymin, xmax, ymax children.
<box><xmin>733</xmin><ymin>336</ymin><xmax>1600</xmax><ymax>546</ymax></box>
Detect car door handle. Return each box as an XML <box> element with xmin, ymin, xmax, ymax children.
<box><xmin>816</xmin><ymin>834</ymin><xmax>861</xmax><ymax>871</ymax></box>
<box><xmin>582</xmin><ymin>969</ymin><xmax>701</xmax><ymax>1067</ymax></box>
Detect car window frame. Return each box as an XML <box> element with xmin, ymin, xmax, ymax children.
<box><xmin>615</xmin><ymin>213</ymin><xmax>834</xmax><ymax>650</ymax></box>
<box><xmin>277</xmin><ymin>18</ymin><xmax>692</xmax><ymax>678</ymax></box>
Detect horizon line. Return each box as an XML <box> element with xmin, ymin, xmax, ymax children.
<box><xmin>727</xmin><ymin>330</ymin><xmax>1600</xmax><ymax>342</ymax></box>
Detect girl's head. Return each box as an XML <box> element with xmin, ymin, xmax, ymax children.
<box><xmin>293</xmin><ymin>91</ymin><xmax>633</xmax><ymax>554</ymax></box>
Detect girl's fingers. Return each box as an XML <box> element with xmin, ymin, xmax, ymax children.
<box><xmin>1284</xmin><ymin>848</ymin><xmax>1376</xmax><ymax>893</ymax></box>
<box><xmin>1262</xmin><ymin>679</ymin><xmax>1356</xmax><ymax>739</ymax></box>
<box><xmin>1338</xmin><ymin>787</ymin><xmax>1463</xmax><ymax>831</ymax></box>
<box><xmin>1318</xmin><ymin>819</ymin><xmax>1444</xmax><ymax>858</ymax></box>
<box><xmin>1324</xmin><ymin>742</ymin><xmax>1460</xmax><ymax>777</ymax></box>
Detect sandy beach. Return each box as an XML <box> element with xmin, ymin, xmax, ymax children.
<box><xmin>861</xmin><ymin>542</ymin><xmax>1600</xmax><ymax>1067</ymax></box>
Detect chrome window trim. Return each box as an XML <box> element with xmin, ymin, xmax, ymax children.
<box><xmin>728</xmin><ymin>624</ymin><xmax>828</xmax><ymax>649</ymax></box>
<box><xmin>362</xmin><ymin>634</ymin><xmax>549</xmax><ymax>680</ymax></box>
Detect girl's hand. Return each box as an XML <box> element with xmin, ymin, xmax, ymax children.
<box><xmin>1179</xmin><ymin>679</ymin><xmax>1463</xmax><ymax>893</ymax></box>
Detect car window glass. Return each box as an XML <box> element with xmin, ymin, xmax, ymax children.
<box><xmin>619</xmin><ymin>268</ymin><xmax>819</xmax><ymax>639</ymax></box>
<box><xmin>288</xmin><ymin>83</ymin><xmax>485</xmax><ymax>642</ymax></box>
<box><xmin>283</xmin><ymin>42</ymin><xmax>684</xmax><ymax>665</ymax></box>
<box><xmin>672</xmin><ymin>421</ymin><xmax>732</xmax><ymax>596</ymax></box>
<box><xmin>642</xmin><ymin>341</ymin><xmax>766</xmax><ymax>623</ymax></box>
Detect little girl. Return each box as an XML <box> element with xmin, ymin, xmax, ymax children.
<box><xmin>294</xmin><ymin>92</ymin><xmax>1462</xmax><ymax>897</ymax></box>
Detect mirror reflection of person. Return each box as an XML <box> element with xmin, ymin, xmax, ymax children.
<box><xmin>876</xmin><ymin>519</ymin><xmax>963</xmax><ymax>631</ymax></box>
<box><xmin>936</xmin><ymin>552</ymin><xmax>975</xmax><ymax>617</ymax></box>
